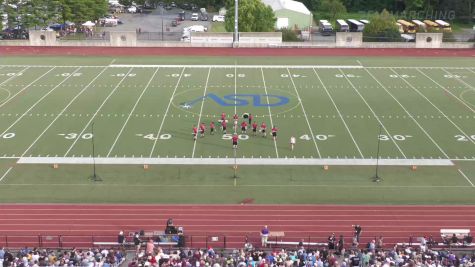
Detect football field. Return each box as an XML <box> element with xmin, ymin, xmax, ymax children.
<box><xmin>0</xmin><ymin>55</ymin><xmax>474</xmax><ymax>204</ymax></box>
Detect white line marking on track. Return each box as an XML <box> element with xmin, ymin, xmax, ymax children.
<box><xmin>458</xmin><ymin>169</ymin><xmax>475</xmax><ymax>187</ymax></box>
<box><xmin>287</xmin><ymin>68</ymin><xmax>321</xmax><ymax>158</ymax></box>
<box><xmin>312</xmin><ymin>68</ymin><xmax>364</xmax><ymax>158</ymax></box>
<box><xmin>149</xmin><ymin>67</ymin><xmax>186</xmax><ymax>157</ymax></box>
<box><xmin>107</xmin><ymin>67</ymin><xmax>160</xmax><ymax>157</ymax></box>
<box><xmin>20</xmin><ymin>67</ymin><xmax>110</xmax><ymax>157</ymax></box>
<box><xmin>192</xmin><ymin>68</ymin><xmax>211</xmax><ymax>158</ymax></box>
<box><xmin>364</xmin><ymin>68</ymin><xmax>449</xmax><ymax>159</ymax></box>
<box><xmin>260</xmin><ymin>68</ymin><xmax>279</xmax><ymax>157</ymax></box>
<box><xmin>0</xmin><ymin>167</ymin><xmax>13</xmax><ymax>183</ymax></box>
<box><xmin>339</xmin><ymin>68</ymin><xmax>407</xmax><ymax>158</ymax></box>
<box><xmin>63</xmin><ymin>68</ymin><xmax>134</xmax><ymax>156</ymax></box>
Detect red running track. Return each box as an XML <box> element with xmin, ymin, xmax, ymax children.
<box><xmin>0</xmin><ymin>204</ymin><xmax>474</xmax><ymax>249</ymax></box>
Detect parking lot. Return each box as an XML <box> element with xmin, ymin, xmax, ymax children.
<box><xmin>104</xmin><ymin>7</ymin><xmax>213</xmax><ymax>41</ymax></box>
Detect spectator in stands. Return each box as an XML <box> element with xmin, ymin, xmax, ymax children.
<box><xmin>134</xmin><ymin>232</ymin><xmax>142</xmax><ymax>254</ymax></box>
<box><xmin>146</xmin><ymin>238</ymin><xmax>155</xmax><ymax>255</ymax></box>
<box><xmin>260</xmin><ymin>225</ymin><xmax>270</xmax><ymax>247</ymax></box>
<box><xmin>327</xmin><ymin>233</ymin><xmax>336</xmax><ymax>249</ymax></box>
<box><xmin>376</xmin><ymin>236</ymin><xmax>383</xmax><ymax>250</ymax></box>
<box><xmin>244</xmin><ymin>237</ymin><xmax>253</xmax><ymax>252</ymax></box>
<box><xmin>118</xmin><ymin>231</ymin><xmax>125</xmax><ymax>246</ymax></box>
<box><xmin>450</xmin><ymin>233</ymin><xmax>459</xmax><ymax>245</ymax></box>
<box><xmin>337</xmin><ymin>235</ymin><xmax>345</xmax><ymax>254</ymax></box>
<box><xmin>464</xmin><ymin>233</ymin><xmax>473</xmax><ymax>246</ymax></box>
<box><xmin>0</xmin><ymin>247</ymin><xmax>4</xmax><ymax>266</ymax></box>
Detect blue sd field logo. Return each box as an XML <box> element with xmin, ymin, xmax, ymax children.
<box><xmin>180</xmin><ymin>93</ymin><xmax>289</xmax><ymax>109</ymax></box>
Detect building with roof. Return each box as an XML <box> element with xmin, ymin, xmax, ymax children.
<box><xmin>261</xmin><ymin>0</ymin><xmax>312</xmax><ymax>30</ymax></box>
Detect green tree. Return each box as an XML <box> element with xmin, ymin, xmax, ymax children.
<box><xmin>363</xmin><ymin>9</ymin><xmax>400</xmax><ymax>42</ymax></box>
<box><xmin>319</xmin><ymin>0</ymin><xmax>346</xmax><ymax>20</ymax></box>
<box><xmin>224</xmin><ymin>0</ymin><xmax>276</xmax><ymax>32</ymax></box>
<box><xmin>404</xmin><ymin>0</ymin><xmax>425</xmax><ymax>11</ymax></box>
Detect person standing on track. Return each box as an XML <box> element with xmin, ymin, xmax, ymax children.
<box><xmin>260</xmin><ymin>225</ymin><xmax>270</xmax><ymax>247</ymax></box>
<box><xmin>353</xmin><ymin>224</ymin><xmax>362</xmax><ymax>243</ymax></box>
<box><xmin>232</xmin><ymin>134</ymin><xmax>238</xmax><ymax>149</ymax></box>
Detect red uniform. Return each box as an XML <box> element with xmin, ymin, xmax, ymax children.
<box><xmin>271</xmin><ymin>126</ymin><xmax>278</xmax><ymax>140</ymax></box>
<box><xmin>221</xmin><ymin>120</ymin><xmax>227</xmax><ymax>133</ymax></box>
<box><xmin>241</xmin><ymin>121</ymin><xmax>248</xmax><ymax>132</ymax></box>
<box><xmin>200</xmin><ymin>123</ymin><xmax>206</xmax><ymax>135</ymax></box>
<box><xmin>221</xmin><ymin>112</ymin><xmax>226</xmax><ymax>121</ymax></box>
<box><xmin>232</xmin><ymin>134</ymin><xmax>238</xmax><ymax>148</ymax></box>
<box><xmin>248</xmin><ymin>114</ymin><xmax>253</xmax><ymax>124</ymax></box>
<box><xmin>210</xmin><ymin>122</ymin><xmax>215</xmax><ymax>134</ymax></box>
<box><xmin>233</xmin><ymin>114</ymin><xmax>239</xmax><ymax>120</ymax></box>
<box><xmin>192</xmin><ymin>126</ymin><xmax>198</xmax><ymax>140</ymax></box>
<box><xmin>260</xmin><ymin>122</ymin><xmax>267</xmax><ymax>136</ymax></box>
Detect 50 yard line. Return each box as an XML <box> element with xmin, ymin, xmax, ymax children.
<box><xmin>260</xmin><ymin>68</ymin><xmax>279</xmax><ymax>158</ymax></box>
<box><xmin>149</xmin><ymin>68</ymin><xmax>186</xmax><ymax>157</ymax></box>
<box><xmin>287</xmin><ymin>68</ymin><xmax>321</xmax><ymax>158</ymax></box>
<box><xmin>191</xmin><ymin>68</ymin><xmax>211</xmax><ymax>158</ymax></box>
<box><xmin>63</xmin><ymin>68</ymin><xmax>134</xmax><ymax>157</ymax></box>
<box><xmin>106</xmin><ymin>67</ymin><xmax>160</xmax><ymax>157</ymax></box>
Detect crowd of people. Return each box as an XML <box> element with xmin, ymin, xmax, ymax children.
<box><xmin>0</xmin><ymin>246</ymin><xmax>125</xmax><ymax>267</ymax></box>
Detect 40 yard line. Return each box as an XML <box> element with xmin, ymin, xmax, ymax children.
<box><xmin>287</xmin><ymin>68</ymin><xmax>321</xmax><ymax>158</ymax></box>
<box><xmin>192</xmin><ymin>68</ymin><xmax>211</xmax><ymax>158</ymax></box>
<box><xmin>260</xmin><ymin>68</ymin><xmax>279</xmax><ymax>158</ymax></box>
<box><xmin>107</xmin><ymin>67</ymin><xmax>160</xmax><ymax>157</ymax></box>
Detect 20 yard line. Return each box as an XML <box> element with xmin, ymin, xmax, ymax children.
<box><xmin>63</xmin><ymin>68</ymin><xmax>134</xmax><ymax>157</ymax></box>
<box><xmin>364</xmin><ymin>68</ymin><xmax>449</xmax><ymax>159</ymax></box>
<box><xmin>417</xmin><ymin>68</ymin><xmax>475</xmax><ymax>113</ymax></box>
<box><xmin>391</xmin><ymin>68</ymin><xmax>475</xmax><ymax>146</ymax></box>
<box><xmin>286</xmin><ymin>68</ymin><xmax>321</xmax><ymax>158</ymax></box>
<box><xmin>20</xmin><ymin>67</ymin><xmax>110</xmax><ymax>157</ymax></box>
<box><xmin>149</xmin><ymin>68</ymin><xmax>186</xmax><ymax>157</ymax></box>
<box><xmin>0</xmin><ymin>67</ymin><xmax>81</xmax><ymax>140</ymax></box>
<box><xmin>458</xmin><ymin>169</ymin><xmax>475</xmax><ymax>188</ymax></box>
<box><xmin>312</xmin><ymin>68</ymin><xmax>364</xmax><ymax>158</ymax></box>
<box><xmin>260</xmin><ymin>68</ymin><xmax>279</xmax><ymax>158</ymax></box>
<box><xmin>191</xmin><ymin>68</ymin><xmax>211</xmax><ymax>158</ymax></box>
<box><xmin>339</xmin><ymin>68</ymin><xmax>407</xmax><ymax>159</ymax></box>
<box><xmin>107</xmin><ymin>67</ymin><xmax>160</xmax><ymax>157</ymax></box>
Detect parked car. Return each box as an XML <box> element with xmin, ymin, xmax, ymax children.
<box><xmin>212</xmin><ymin>15</ymin><xmax>225</xmax><ymax>22</ymax></box>
<box><xmin>178</xmin><ymin>11</ymin><xmax>186</xmax><ymax>21</ymax></box>
<box><xmin>164</xmin><ymin>4</ymin><xmax>172</xmax><ymax>10</ymax></box>
<box><xmin>181</xmin><ymin>3</ymin><xmax>191</xmax><ymax>10</ymax></box>
<box><xmin>127</xmin><ymin>6</ymin><xmax>137</xmax><ymax>13</ymax></box>
<box><xmin>170</xmin><ymin>2</ymin><xmax>177</xmax><ymax>7</ymax></box>
<box><xmin>191</xmin><ymin>13</ymin><xmax>199</xmax><ymax>21</ymax></box>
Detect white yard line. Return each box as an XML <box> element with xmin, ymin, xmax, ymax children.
<box><xmin>0</xmin><ymin>67</ymin><xmax>81</xmax><ymax>139</ymax></box>
<box><xmin>63</xmin><ymin>68</ymin><xmax>134</xmax><ymax>157</ymax></box>
<box><xmin>191</xmin><ymin>68</ymin><xmax>211</xmax><ymax>158</ymax></box>
<box><xmin>391</xmin><ymin>68</ymin><xmax>475</xmax><ymax>146</ymax></box>
<box><xmin>234</xmin><ymin>64</ymin><xmax>237</xmax><ymax>119</ymax></box>
<box><xmin>417</xmin><ymin>68</ymin><xmax>475</xmax><ymax>113</ymax></box>
<box><xmin>441</xmin><ymin>68</ymin><xmax>475</xmax><ymax>92</ymax></box>
<box><xmin>0</xmin><ymin>167</ymin><xmax>13</xmax><ymax>183</ymax></box>
<box><xmin>339</xmin><ymin>68</ymin><xmax>407</xmax><ymax>159</ymax></box>
<box><xmin>110</xmin><ymin>64</ymin><xmax>363</xmax><ymax>69</ymax></box>
<box><xmin>458</xmin><ymin>169</ymin><xmax>475</xmax><ymax>187</ymax></box>
<box><xmin>260</xmin><ymin>68</ymin><xmax>279</xmax><ymax>158</ymax></box>
<box><xmin>364</xmin><ymin>68</ymin><xmax>449</xmax><ymax>159</ymax></box>
<box><xmin>286</xmin><ymin>68</ymin><xmax>321</xmax><ymax>158</ymax></box>
<box><xmin>21</xmin><ymin>67</ymin><xmax>110</xmax><ymax>158</ymax></box>
<box><xmin>106</xmin><ymin>67</ymin><xmax>160</xmax><ymax>157</ymax></box>
<box><xmin>466</xmin><ymin>68</ymin><xmax>475</xmax><ymax>75</ymax></box>
<box><xmin>0</xmin><ymin>66</ymin><xmax>29</xmax><ymax>87</ymax></box>
<box><xmin>312</xmin><ymin>68</ymin><xmax>364</xmax><ymax>158</ymax></box>
<box><xmin>149</xmin><ymin>68</ymin><xmax>186</xmax><ymax>157</ymax></box>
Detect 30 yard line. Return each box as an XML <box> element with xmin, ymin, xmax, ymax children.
<box><xmin>391</xmin><ymin>68</ymin><xmax>475</xmax><ymax>146</ymax></box>
<box><xmin>339</xmin><ymin>68</ymin><xmax>407</xmax><ymax>158</ymax></box>
<box><xmin>20</xmin><ymin>67</ymin><xmax>110</xmax><ymax>157</ymax></box>
<box><xmin>107</xmin><ymin>67</ymin><xmax>160</xmax><ymax>157</ymax></box>
<box><xmin>312</xmin><ymin>68</ymin><xmax>364</xmax><ymax>158</ymax></box>
<box><xmin>458</xmin><ymin>169</ymin><xmax>475</xmax><ymax>188</ymax></box>
<box><xmin>417</xmin><ymin>68</ymin><xmax>475</xmax><ymax>113</ymax></box>
<box><xmin>287</xmin><ymin>68</ymin><xmax>321</xmax><ymax>158</ymax></box>
<box><xmin>149</xmin><ymin>67</ymin><xmax>186</xmax><ymax>157</ymax></box>
<box><xmin>0</xmin><ymin>67</ymin><xmax>81</xmax><ymax>140</ymax></box>
<box><xmin>192</xmin><ymin>68</ymin><xmax>211</xmax><ymax>158</ymax></box>
<box><xmin>63</xmin><ymin>68</ymin><xmax>134</xmax><ymax>157</ymax></box>
<box><xmin>260</xmin><ymin>68</ymin><xmax>279</xmax><ymax>158</ymax></box>
<box><xmin>364</xmin><ymin>68</ymin><xmax>449</xmax><ymax>159</ymax></box>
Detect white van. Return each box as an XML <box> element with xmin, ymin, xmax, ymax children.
<box><xmin>319</xmin><ymin>20</ymin><xmax>333</xmax><ymax>36</ymax></box>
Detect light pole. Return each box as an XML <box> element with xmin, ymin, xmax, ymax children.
<box><xmin>161</xmin><ymin>6</ymin><xmax>164</xmax><ymax>41</ymax></box>
<box><xmin>234</xmin><ymin>0</ymin><xmax>238</xmax><ymax>43</ymax></box>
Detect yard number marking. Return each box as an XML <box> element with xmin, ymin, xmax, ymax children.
<box><xmin>5</xmin><ymin>72</ymin><xmax>23</xmax><ymax>77</ymax></box>
<box><xmin>1</xmin><ymin>133</ymin><xmax>15</xmax><ymax>139</ymax></box>
<box><xmin>226</xmin><ymin>74</ymin><xmax>246</xmax><ymax>78</ymax></box>
<box><xmin>389</xmin><ymin>74</ymin><xmax>415</xmax><ymax>78</ymax></box>
<box><xmin>300</xmin><ymin>134</ymin><xmax>335</xmax><ymax>141</ymax></box>
<box><xmin>59</xmin><ymin>133</ymin><xmax>93</xmax><ymax>140</ymax></box>
<box><xmin>378</xmin><ymin>134</ymin><xmax>412</xmax><ymax>141</ymax></box>
<box><xmin>57</xmin><ymin>73</ymin><xmax>82</xmax><ymax>77</ymax></box>
<box><xmin>455</xmin><ymin>135</ymin><xmax>475</xmax><ymax>142</ymax></box>
<box><xmin>280</xmin><ymin>74</ymin><xmax>306</xmax><ymax>78</ymax></box>
<box><xmin>112</xmin><ymin>73</ymin><xmax>136</xmax><ymax>77</ymax></box>
<box><xmin>136</xmin><ymin>133</ymin><xmax>171</xmax><ymax>140</ymax></box>
<box><xmin>335</xmin><ymin>74</ymin><xmax>360</xmax><ymax>78</ymax></box>
<box><xmin>222</xmin><ymin>134</ymin><xmax>249</xmax><ymax>140</ymax></box>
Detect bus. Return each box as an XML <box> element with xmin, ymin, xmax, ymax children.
<box><xmin>347</xmin><ymin>19</ymin><xmax>364</xmax><ymax>32</ymax></box>
<box><xmin>360</xmin><ymin>20</ymin><xmax>370</xmax><ymax>24</ymax></box>
<box><xmin>423</xmin><ymin>20</ymin><xmax>439</xmax><ymax>31</ymax></box>
<box><xmin>396</xmin><ymin>22</ymin><xmax>404</xmax><ymax>33</ymax></box>
<box><xmin>336</xmin><ymin>19</ymin><xmax>349</xmax><ymax>32</ymax></box>
<box><xmin>435</xmin><ymin>20</ymin><xmax>451</xmax><ymax>32</ymax></box>
<box><xmin>319</xmin><ymin>20</ymin><xmax>333</xmax><ymax>36</ymax></box>
<box><xmin>412</xmin><ymin>19</ymin><xmax>426</xmax><ymax>32</ymax></box>
<box><xmin>397</xmin><ymin>19</ymin><xmax>416</xmax><ymax>34</ymax></box>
